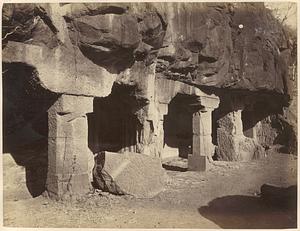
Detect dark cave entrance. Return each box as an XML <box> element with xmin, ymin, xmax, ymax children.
<box><xmin>87</xmin><ymin>84</ymin><xmax>144</xmax><ymax>154</ymax></box>
<box><xmin>163</xmin><ymin>94</ymin><xmax>196</xmax><ymax>159</ymax></box>
<box><xmin>242</xmin><ymin>109</ymin><xmax>256</xmax><ymax>138</ymax></box>
<box><xmin>3</xmin><ymin>63</ymin><xmax>58</xmax><ymax>198</ymax></box>
<box><xmin>241</xmin><ymin>101</ymin><xmax>272</xmax><ymax>139</ymax></box>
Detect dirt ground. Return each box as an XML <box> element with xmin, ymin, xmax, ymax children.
<box><xmin>3</xmin><ymin>147</ymin><xmax>297</xmax><ymax>229</ymax></box>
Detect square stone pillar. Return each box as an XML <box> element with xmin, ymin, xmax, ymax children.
<box><xmin>46</xmin><ymin>95</ymin><xmax>93</xmax><ymax>199</ymax></box>
<box><xmin>188</xmin><ymin>108</ymin><xmax>214</xmax><ymax>171</ymax></box>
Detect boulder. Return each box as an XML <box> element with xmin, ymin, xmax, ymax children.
<box><xmin>93</xmin><ymin>151</ymin><xmax>165</xmax><ymax>198</ymax></box>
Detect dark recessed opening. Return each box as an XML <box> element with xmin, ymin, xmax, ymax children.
<box><xmin>87</xmin><ymin>83</ymin><xmax>145</xmax><ymax>154</ymax></box>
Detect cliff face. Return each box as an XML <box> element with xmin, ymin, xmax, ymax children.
<box><xmin>155</xmin><ymin>3</ymin><xmax>290</xmax><ymax>93</ymax></box>
<box><xmin>2</xmin><ymin>3</ymin><xmax>292</xmax><ymax>94</ymax></box>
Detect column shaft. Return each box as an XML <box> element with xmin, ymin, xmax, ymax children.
<box><xmin>188</xmin><ymin>108</ymin><xmax>214</xmax><ymax>171</ymax></box>
<box><xmin>46</xmin><ymin>95</ymin><xmax>93</xmax><ymax>199</ymax></box>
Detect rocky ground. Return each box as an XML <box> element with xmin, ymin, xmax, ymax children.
<box><xmin>3</xmin><ymin>147</ymin><xmax>297</xmax><ymax>229</ymax></box>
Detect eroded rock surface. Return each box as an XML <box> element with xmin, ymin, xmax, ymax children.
<box><xmin>93</xmin><ymin>152</ymin><xmax>166</xmax><ymax>198</ymax></box>
<box><xmin>2</xmin><ymin>2</ymin><xmax>293</xmax><ymax>94</ymax></box>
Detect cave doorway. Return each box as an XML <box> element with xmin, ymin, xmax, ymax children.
<box><xmin>241</xmin><ymin>101</ymin><xmax>262</xmax><ymax>139</ymax></box>
<box><xmin>3</xmin><ymin>63</ymin><xmax>58</xmax><ymax>197</ymax></box>
<box><xmin>242</xmin><ymin>110</ymin><xmax>255</xmax><ymax>138</ymax></box>
<box><xmin>242</xmin><ymin>102</ymin><xmax>266</xmax><ymax>139</ymax></box>
<box><xmin>162</xmin><ymin>94</ymin><xmax>197</xmax><ymax>160</ymax></box>
<box><xmin>87</xmin><ymin>85</ymin><xmax>144</xmax><ymax>154</ymax></box>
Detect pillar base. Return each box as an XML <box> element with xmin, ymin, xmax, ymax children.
<box><xmin>188</xmin><ymin>155</ymin><xmax>210</xmax><ymax>171</ymax></box>
<box><xmin>46</xmin><ymin>173</ymin><xmax>91</xmax><ymax>199</ymax></box>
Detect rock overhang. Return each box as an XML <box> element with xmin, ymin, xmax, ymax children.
<box><xmin>2</xmin><ymin>2</ymin><xmax>292</xmax><ymax>99</ymax></box>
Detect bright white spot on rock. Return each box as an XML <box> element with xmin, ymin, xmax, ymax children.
<box><xmin>239</xmin><ymin>24</ymin><xmax>244</xmax><ymax>29</ymax></box>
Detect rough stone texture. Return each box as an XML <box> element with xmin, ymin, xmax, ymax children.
<box><xmin>256</xmin><ymin>116</ymin><xmax>280</xmax><ymax>150</ymax></box>
<box><xmin>93</xmin><ymin>151</ymin><xmax>165</xmax><ymax>198</ymax></box>
<box><xmin>279</xmin><ymin>118</ymin><xmax>297</xmax><ymax>154</ymax></box>
<box><xmin>238</xmin><ymin>137</ymin><xmax>266</xmax><ymax>161</ymax></box>
<box><xmin>153</xmin><ymin>3</ymin><xmax>290</xmax><ymax>94</ymax></box>
<box><xmin>2</xmin><ymin>3</ymin><xmax>292</xmax><ymax>95</ymax></box>
<box><xmin>2</xmin><ymin>4</ymin><xmax>117</xmax><ymax>97</ymax></box>
<box><xmin>47</xmin><ymin>95</ymin><xmax>94</xmax><ymax>198</ymax></box>
<box><xmin>215</xmin><ymin>96</ymin><xmax>266</xmax><ymax>161</ymax></box>
<box><xmin>252</xmin><ymin>101</ymin><xmax>297</xmax><ymax>154</ymax></box>
<box><xmin>216</xmin><ymin>128</ymin><xmax>265</xmax><ymax>161</ymax></box>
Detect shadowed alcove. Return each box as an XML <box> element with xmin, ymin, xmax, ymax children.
<box><xmin>87</xmin><ymin>83</ymin><xmax>145</xmax><ymax>154</ymax></box>
<box><xmin>163</xmin><ymin>93</ymin><xmax>203</xmax><ymax>159</ymax></box>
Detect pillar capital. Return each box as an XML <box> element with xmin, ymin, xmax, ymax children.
<box><xmin>199</xmin><ymin>95</ymin><xmax>220</xmax><ymax>111</ymax></box>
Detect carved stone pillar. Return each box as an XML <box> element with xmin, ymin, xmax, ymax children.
<box><xmin>46</xmin><ymin>95</ymin><xmax>93</xmax><ymax>199</ymax></box>
<box><xmin>188</xmin><ymin>96</ymin><xmax>219</xmax><ymax>171</ymax></box>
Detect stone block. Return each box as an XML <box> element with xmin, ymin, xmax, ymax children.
<box><xmin>193</xmin><ymin>134</ymin><xmax>214</xmax><ymax>156</ymax></box>
<box><xmin>49</xmin><ymin>114</ymin><xmax>89</xmax><ymax>139</ymax></box>
<box><xmin>158</xmin><ymin>103</ymin><xmax>168</xmax><ymax>116</ymax></box>
<box><xmin>188</xmin><ymin>154</ymin><xmax>210</xmax><ymax>171</ymax></box>
<box><xmin>48</xmin><ymin>137</ymin><xmax>91</xmax><ymax>175</ymax></box>
<box><xmin>193</xmin><ymin>112</ymin><xmax>212</xmax><ymax>135</ymax></box>
<box><xmin>216</xmin><ymin>128</ymin><xmax>238</xmax><ymax>161</ymax></box>
<box><xmin>93</xmin><ymin>152</ymin><xmax>165</xmax><ymax>198</ymax></box>
<box><xmin>51</xmin><ymin>95</ymin><xmax>93</xmax><ymax>114</ymax></box>
<box><xmin>162</xmin><ymin>144</ymin><xmax>179</xmax><ymax>160</ymax></box>
<box><xmin>200</xmin><ymin>96</ymin><xmax>220</xmax><ymax>109</ymax></box>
